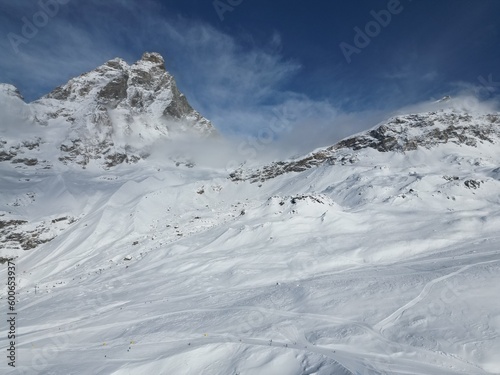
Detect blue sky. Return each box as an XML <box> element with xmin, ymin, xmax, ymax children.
<box><xmin>1</xmin><ymin>0</ymin><xmax>500</xmax><ymax>148</ymax></box>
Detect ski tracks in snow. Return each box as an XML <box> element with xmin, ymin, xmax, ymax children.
<box><xmin>374</xmin><ymin>258</ymin><xmax>500</xmax><ymax>334</ymax></box>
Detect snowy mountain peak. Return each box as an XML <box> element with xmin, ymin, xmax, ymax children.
<box><xmin>40</xmin><ymin>51</ymin><xmax>200</xmax><ymax>123</ymax></box>
<box><xmin>139</xmin><ymin>51</ymin><xmax>166</xmax><ymax>67</ymax></box>
<box><xmin>0</xmin><ymin>52</ymin><xmax>216</xmax><ymax>169</ymax></box>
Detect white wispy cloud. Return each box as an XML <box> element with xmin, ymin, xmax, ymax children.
<box><xmin>2</xmin><ymin>0</ymin><xmax>498</xmax><ymax>163</ymax></box>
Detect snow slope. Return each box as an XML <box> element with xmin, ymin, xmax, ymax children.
<box><xmin>1</xmin><ymin>105</ymin><xmax>500</xmax><ymax>374</ymax></box>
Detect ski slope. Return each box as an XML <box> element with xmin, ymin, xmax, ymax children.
<box><xmin>1</xmin><ymin>133</ymin><xmax>500</xmax><ymax>375</ymax></box>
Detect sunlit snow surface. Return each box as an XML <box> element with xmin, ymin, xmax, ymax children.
<box><xmin>1</xmin><ymin>131</ymin><xmax>500</xmax><ymax>375</ymax></box>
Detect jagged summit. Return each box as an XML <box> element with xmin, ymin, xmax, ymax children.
<box><xmin>39</xmin><ymin>51</ymin><xmax>211</xmax><ymax>127</ymax></box>
<box><xmin>140</xmin><ymin>51</ymin><xmax>166</xmax><ymax>66</ymax></box>
<box><xmin>0</xmin><ymin>52</ymin><xmax>215</xmax><ymax>169</ymax></box>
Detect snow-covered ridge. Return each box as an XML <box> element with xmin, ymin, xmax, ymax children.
<box><xmin>0</xmin><ymin>83</ymin><xmax>24</xmax><ymax>100</ymax></box>
<box><xmin>0</xmin><ymin>52</ymin><xmax>215</xmax><ymax>169</ymax></box>
<box><xmin>234</xmin><ymin>109</ymin><xmax>500</xmax><ymax>183</ymax></box>
<box><xmin>336</xmin><ymin>111</ymin><xmax>500</xmax><ymax>151</ymax></box>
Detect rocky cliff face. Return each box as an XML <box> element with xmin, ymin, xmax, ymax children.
<box><xmin>0</xmin><ymin>52</ymin><xmax>215</xmax><ymax>169</ymax></box>
<box><xmin>232</xmin><ymin>109</ymin><xmax>500</xmax><ymax>183</ymax></box>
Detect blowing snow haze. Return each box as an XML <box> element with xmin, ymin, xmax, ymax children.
<box><xmin>1</xmin><ymin>1</ymin><xmax>500</xmax><ymax>374</ymax></box>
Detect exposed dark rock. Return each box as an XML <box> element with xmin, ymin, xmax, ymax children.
<box><xmin>163</xmin><ymin>83</ymin><xmax>193</xmax><ymax>120</ymax></box>
<box><xmin>130</xmin><ymin>69</ymin><xmax>153</xmax><ymax>87</ymax></box>
<box><xmin>51</xmin><ymin>217</ymin><xmax>68</xmax><ymax>224</ymax></box>
<box><xmin>12</xmin><ymin>158</ymin><xmax>38</xmax><ymax>166</ymax></box>
<box><xmin>22</xmin><ymin>140</ymin><xmax>41</xmax><ymax>150</ymax></box>
<box><xmin>0</xmin><ymin>150</ymin><xmax>16</xmax><ymax>161</ymax></box>
<box><xmin>0</xmin><ymin>257</ymin><xmax>15</xmax><ymax>264</ymax></box>
<box><xmin>98</xmin><ymin>74</ymin><xmax>129</xmax><ymax>105</ymax></box>
<box><xmin>290</xmin><ymin>195</ymin><xmax>325</xmax><ymax>205</ymax></box>
<box><xmin>141</xmin><ymin>52</ymin><xmax>165</xmax><ymax>68</ymax></box>
<box><xmin>105</xmin><ymin>153</ymin><xmax>128</xmax><ymax>168</ymax></box>
<box><xmin>464</xmin><ymin>180</ymin><xmax>481</xmax><ymax>189</ymax></box>
<box><xmin>233</xmin><ymin>111</ymin><xmax>500</xmax><ymax>183</ymax></box>
<box><xmin>47</xmin><ymin>85</ymin><xmax>72</xmax><ymax>100</ymax></box>
<box><xmin>0</xmin><ymin>217</ymin><xmax>76</xmax><ymax>251</ymax></box>
<box><xmin>2</xmin><ymin>227</ymin><xmax>53</xmax><ymax>250</ymax></box>
<box><xmin>0</xmin><ymin>220</ymin><xmax>28</xmax><ymax>229</ymax></box>
<box><xmin>105</xmin><ymin>59</ymin><xmax>125</xmax><ymax>70</ymax></box>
